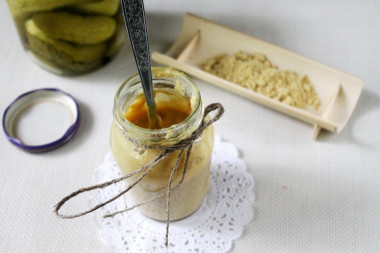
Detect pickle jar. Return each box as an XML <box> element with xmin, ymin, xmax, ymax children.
<box><xmin>110</xmin><ymin>68</ymin><xmax>214</xmax><ymax>221</ymax></box>
<box><xmin>7</xmin><ymin>0</ymin><xmax>125</xmax><ymax>75</ymax></box>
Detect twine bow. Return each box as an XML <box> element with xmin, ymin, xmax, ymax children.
<box><xmin>54</xmin><ymin>103</ymin><xmax>224</xmax><ymax>247</ymax></box>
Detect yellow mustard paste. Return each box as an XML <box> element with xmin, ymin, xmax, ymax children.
<box><xmin>125</xmin><ymin>89</ymin><xmax>191</xmax><ymax>129</ymax></box>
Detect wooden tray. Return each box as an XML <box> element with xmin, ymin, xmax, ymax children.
<box><xmin>152</xmin><ymin>13</ymin><xmax>363</xmax><ymax>139</ymax></box>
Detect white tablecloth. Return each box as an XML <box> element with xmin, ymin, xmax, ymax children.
<box><xmin>1</xmin><ymin>0</ymin><xmax>379</xmax><ymax>252</ymax></box>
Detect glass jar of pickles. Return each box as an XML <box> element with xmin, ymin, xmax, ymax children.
<box><xmin>110</xmin><ymin>68</ymin><xmax>215</xmax><ymax>221</ymax></box>
<box><xmin>7</xmin><ymin>0</ymin><xmax>125</xmax><ymax>75</ymax></box>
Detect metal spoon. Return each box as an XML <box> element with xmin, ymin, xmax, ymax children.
<box><xmin>121</xmin><ymin>0</ymin><xmax>158</xmax><ymax>129</ymax></box>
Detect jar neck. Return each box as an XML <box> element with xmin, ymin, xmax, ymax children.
<box><xmin>113</xmin><ymin>68</ymin><xmax>203</xmax><ymax>146</ymax></box>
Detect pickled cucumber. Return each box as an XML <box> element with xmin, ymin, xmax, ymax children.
<box><xmin>28</xmin><ymin>47</ymin><xmax>103</xmax><ymax>74</ymax></box>
<box><xmin>8</xmin><ymin>0</ymin><xmax>100</xmax><ymax>13</ymax></box>
<box><xmin>7</xmin><ymin>0</ymin><xmax>123</xmax><ymax>75</ymax></box>
<box><xmin>32</xmin><ymin>12</ymin><xmax>116</xmax><ymax>44</ymax></box>
<box><xmin>72</xmin><ymin>0</ymin><xmax>119</xmax><ymax>16</ymax></box>
<box><xmin>26</xmin><ymin>19</ymin><xmax>106</xmax><ymax>72</ymax></box>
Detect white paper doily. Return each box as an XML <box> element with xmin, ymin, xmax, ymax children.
<box><xmin>92</xmin><ymin>135</ymin><xmax>255</xmax><ymax>253</ymax></box>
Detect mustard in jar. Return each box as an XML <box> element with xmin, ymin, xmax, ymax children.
<box><xmin>110</xmin><ymin>68</ymin><xmax>214</xmax><ymax>221</ymax></box>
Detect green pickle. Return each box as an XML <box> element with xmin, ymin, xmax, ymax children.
<box><xmin>26</xmin><ymin>19</ymin><xmax>106</xmax><ymax>72</ymax></box>
<box><xmin>33</xmin><ymin>12</ymin><xmax>116</xmax><ymax>44</ymax></box>
<box><xmin>7</xmin><ymin>0</ymin><xmax>124</xmax><ymax>75</ymax></box>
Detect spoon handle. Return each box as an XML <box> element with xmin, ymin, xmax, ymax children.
<box><xmin>121</xmin><ymin>0</ymin><xmax>158</xmax><ymax>126</ymax></box>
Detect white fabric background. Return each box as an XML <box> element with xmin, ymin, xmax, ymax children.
<box><xmin>0</xmin><ymin>0</ymin><xmax>379</xmax><ymax>252</ymax></box>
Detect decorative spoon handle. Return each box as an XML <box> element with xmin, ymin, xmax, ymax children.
<box><xmin>121</xmin><ymin>0</ymin><xmax>158</xmax><ymax>128</ymax></box>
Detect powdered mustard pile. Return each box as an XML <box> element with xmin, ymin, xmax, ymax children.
<box><xmin>199</xmin><ymin>51</ymin><xmax>321</xmax><ymax>110</ymax></box>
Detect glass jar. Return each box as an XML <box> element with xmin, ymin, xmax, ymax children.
<box><xmin>7</xmin><ymin>0</ymin><xmax>125</xmax><ymax>75</ymax></box>
<box><xmin>110</xmin><ymin>68</ymin><xmax>214</xmax><ymax>221</ymax></box>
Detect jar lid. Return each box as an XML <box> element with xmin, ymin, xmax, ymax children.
<box><xmin>2</xmin><ymin>88</ymin><xmax>80</xmax><ymax>152</ymax></box>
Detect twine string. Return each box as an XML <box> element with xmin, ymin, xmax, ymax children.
<box><xmin>54</xmin><ymin>103</ymin><xmax>224</xmax><ymax>247</ymax></box>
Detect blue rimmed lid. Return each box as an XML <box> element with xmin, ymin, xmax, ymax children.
<box><xmin>2</xmin><ymin>88</ymin><xmax>80</xmax><ymax>152</ymax></box>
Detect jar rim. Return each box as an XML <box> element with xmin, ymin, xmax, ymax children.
<box><xmin>113</xmin><ymin>68</ymin><xmax>203</xmax><ymax>144</ymax></box>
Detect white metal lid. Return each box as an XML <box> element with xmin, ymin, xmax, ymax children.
<box><xmin>2</xmin><ymin>88</ymin><xmax>80</xmax><ymax>152</ymax></box>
